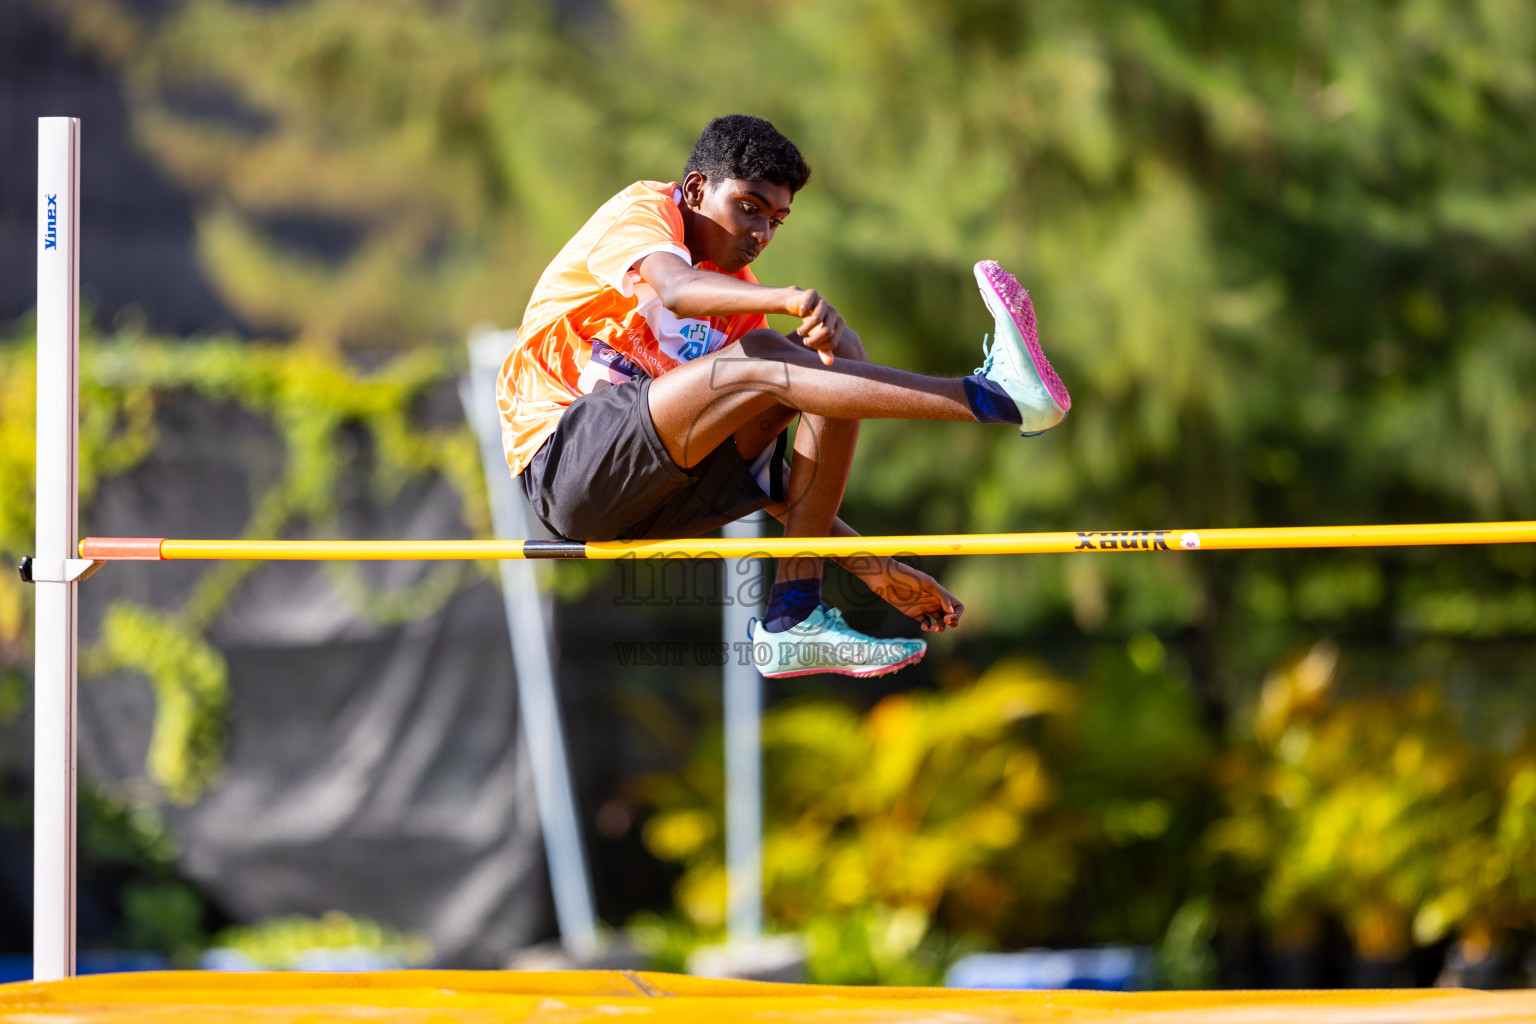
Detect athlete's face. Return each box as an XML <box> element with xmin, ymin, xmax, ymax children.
<box><xmin>682</xmin><ymin>172</ymin><xmax>793</xmax><ymax>273</ymax></box>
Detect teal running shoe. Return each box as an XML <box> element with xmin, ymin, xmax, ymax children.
<box><xmin>748</xmin><ymin>605</ymin><xmax>926</xmax><ymax>679</ymax></box>
<box><xmin>974</xmin><ymin>260</ymin><xmax>1071</xmax><ymax>436</ymax></box>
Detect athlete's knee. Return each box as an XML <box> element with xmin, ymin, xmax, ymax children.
<box><xmin>835</xmin><ymin>328</ymin><xmax>869</xmax><ymax>363</ymax></box>
<box><xmin>735</xmin><ymin>328</ymin><xmax>798</xmax><ymax>360</ymax></box>
<box><xmin>737</xmin><ymin>326</ymin><xmax>865</xmax><ymax>365</ymax></box>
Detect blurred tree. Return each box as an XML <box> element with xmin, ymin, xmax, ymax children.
<box><xmin>31</xmin><ymin>0</ymin><xmax>1536</xmax><ymax>972</ymax></box>
<box><xmin>39</xmin><ymin>0</ymin><xmax>1535</xmax><ymax>706</ymax></box>
<box><xmin>638</xmin><ymin>648</ymin><xmax>1217</xmax><ymax>960</ymax></box>
<box><xmin>1204</xmin><ymin>644</ymin><xmax>1536</xmax><ymax>966</ymax></box>
<box><xmin>640</xmin><ymin>658</ymin><xmax>1080</xmax><ymax>951</ymax></box>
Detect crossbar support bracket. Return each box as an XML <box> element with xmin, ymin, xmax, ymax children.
<box><xmin>19</xmin><ymin>557</ymin><xmax>102</xmax><ymax>584</ymax></box>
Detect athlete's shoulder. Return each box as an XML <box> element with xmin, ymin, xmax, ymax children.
<box><xmin>581</xmin><ymin>180</ymin><xmax>683</xmax><ymax>244</ymax></box>
<box><xmin>600</xmin><ymin>180</ymin><xmax>682</xmax><ymax>215</ymax></box>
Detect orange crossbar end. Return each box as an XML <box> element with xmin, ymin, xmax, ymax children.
<box><xmin>80</xmin><ymin>537</ymin><xmax>166</xmax><ymax>560</ymax></box>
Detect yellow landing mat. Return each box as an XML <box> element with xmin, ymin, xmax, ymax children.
<box><xmin>3</xmin><ymin>971</ymin><xmax>1535</xmax><ymax>1023</ymax></box>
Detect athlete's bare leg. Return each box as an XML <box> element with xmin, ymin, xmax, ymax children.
<box><xmin>769</xmin><ymin>334</ymin><xmax>865</xmax><ymax>587</ymax></box>
<box><xmin>645</xmin><ymin>328</ymin><xmax>971</xmax><ymax>470</ymax></box>
<box><xmin>647</xmin><ymin>328</ymin><xmax>962</xmax><ymax>591</ymax></box>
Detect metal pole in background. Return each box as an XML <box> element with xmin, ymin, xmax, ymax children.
<box><xmin>723</xmin><ymin>513</ymin><xmax>765</xmax><ymax>946</ymax></box>
<box><xmin>462</xmin><ymin>330</ymin><xmax>599</xmax><ymax>959</ymax></box>
<box><xmin>33</xmin><ymin>116</ymin><xmax>81</xmax><ymax>981</ymax></box>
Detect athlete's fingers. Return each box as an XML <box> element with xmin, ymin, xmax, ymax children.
<box><xmin>800</xmin><ymin>317</ymin><xmax>829</xmax><ymax>344</ymax></box>
<box><xmin>795</xmin><ymin>288</ymin><xmax>822</xmax><ymax>319</ymax></box>
<box><xmin>821</xmin><ymin>318</ymin><xmax>846</xmax><ymax>364</ymax></box>
<box><xmin>798</xmin><ymin>295</ymin><xmax>845</xmax><ymax>365</ymax></box>
<box><xmin>933</xmin><ymin>592</ymin><xmax>962</xmax><ymax>629</ymax></box>
<box><xmin>798</xmin><ymin>323</ymin><xmax>835</xmax><ymax>353</ymax></box>
<box><xmin>798</xmin><ymin>294</ymin><xmax>826</xmax><ymax>325</ymax></box>
<box><xmin>944</xmin><ymin>598</ymin><xmax>964</xmax><ymax>627</ymax></box>
<box><xmin>801</xmin><ymin>298</ymin><xmax>840</xmax><ymax>334</ymax></box>
<box><xmin>800</xmin><ymin>320</ymin><xmax>837</xmax><ymax>364</ymax></box>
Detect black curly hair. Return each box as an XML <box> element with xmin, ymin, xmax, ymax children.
<box><xmin>683</xmin><ymin>115</ymin><xmax>811</xmax><ymax>194</ymax></box>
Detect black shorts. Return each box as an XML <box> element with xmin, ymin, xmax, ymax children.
<box><xmin>520</xmin><ymin>376</ymin><xmax>784</xmax><ymax>542</ymax></box>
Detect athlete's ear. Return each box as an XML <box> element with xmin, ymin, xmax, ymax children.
<box><xmin>681</xmin><ymin>170</ymin><xmax>709</xmax><ymax>210</ymax></box>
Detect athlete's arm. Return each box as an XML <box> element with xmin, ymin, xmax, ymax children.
<box><xmin>635</xmin><ymin>251</ymin><xmax>844</xmax><ymax>363</ymax></box>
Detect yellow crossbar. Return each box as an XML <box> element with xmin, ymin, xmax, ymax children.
<box><xmin>78</xmin><ymin>521</ymin><xmax>1536</xmax><ymax>561</ymax></box>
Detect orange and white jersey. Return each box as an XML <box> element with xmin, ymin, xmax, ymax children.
<box><xmin>497</xmin><ymin>181</ymin><xmax>769</xmax><ymax>477</ymax></box>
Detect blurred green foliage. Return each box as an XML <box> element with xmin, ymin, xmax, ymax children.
<box><xmin>27</xmin><ymin>0</ymin><xmax>1536</xmax><ymax>980</ymax></box>
<box><xmin>638</xmin><ymin>644</ymin><xmax>1536</xmax><ymax>982</ymax></box>
<box><xmin>1207</xmin><ymin>644</ymin><xmax>1536</xmax><ymax>961</ymax></box>
<box><xmin>209</xmin><ymin>910</ymin><xmax>433</xmax><ymax>968</ymax></box>
<box><xmin>643</xmin><ymin>660</ymin><xmax>1078</xmax><ymax>938</ymax></box>
<box><xmin>629</xmin><ymin>906</ymin><xmax>975</xmax><ymax>986</ymax></box>
<box><xmin>637</xmin><ymin>650</ymin><xmax>1216</xmax><ymax>979</ymax></box>
<box><xmin>43</xmin><ymin>0</ymin><xmax>1536</xmax><ymax>686</ymax></box>
<box><xmin>74</xmin><ymin>781</ymin><xmax>210</xmax><ymax>960</ymax></box>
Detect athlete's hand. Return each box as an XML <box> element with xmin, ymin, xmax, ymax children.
<box><xmin>790</xmin><ymin>288</ymin><xmax>844</xmax><ymax>365</ymax></box>
<box><xmin>856</xmin><ymin>559</ymin><xmax>964</xmax><ymax>632</ymax></box>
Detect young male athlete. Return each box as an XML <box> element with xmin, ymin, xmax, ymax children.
<box><xmin>498</xmin><ymin>115</ymin><xmax>1070</xmax><ymax>678</ymax></box>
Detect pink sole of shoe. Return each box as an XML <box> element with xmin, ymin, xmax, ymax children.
<box><xmin>759</xmin><ymin>647</ymin><xmax>927</xmax><ymax>680</ymax></box>
<box><xmin>976</xmin><ymin>260</ymin><xmax>1071</xmax><ymax>413</ymax></box>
